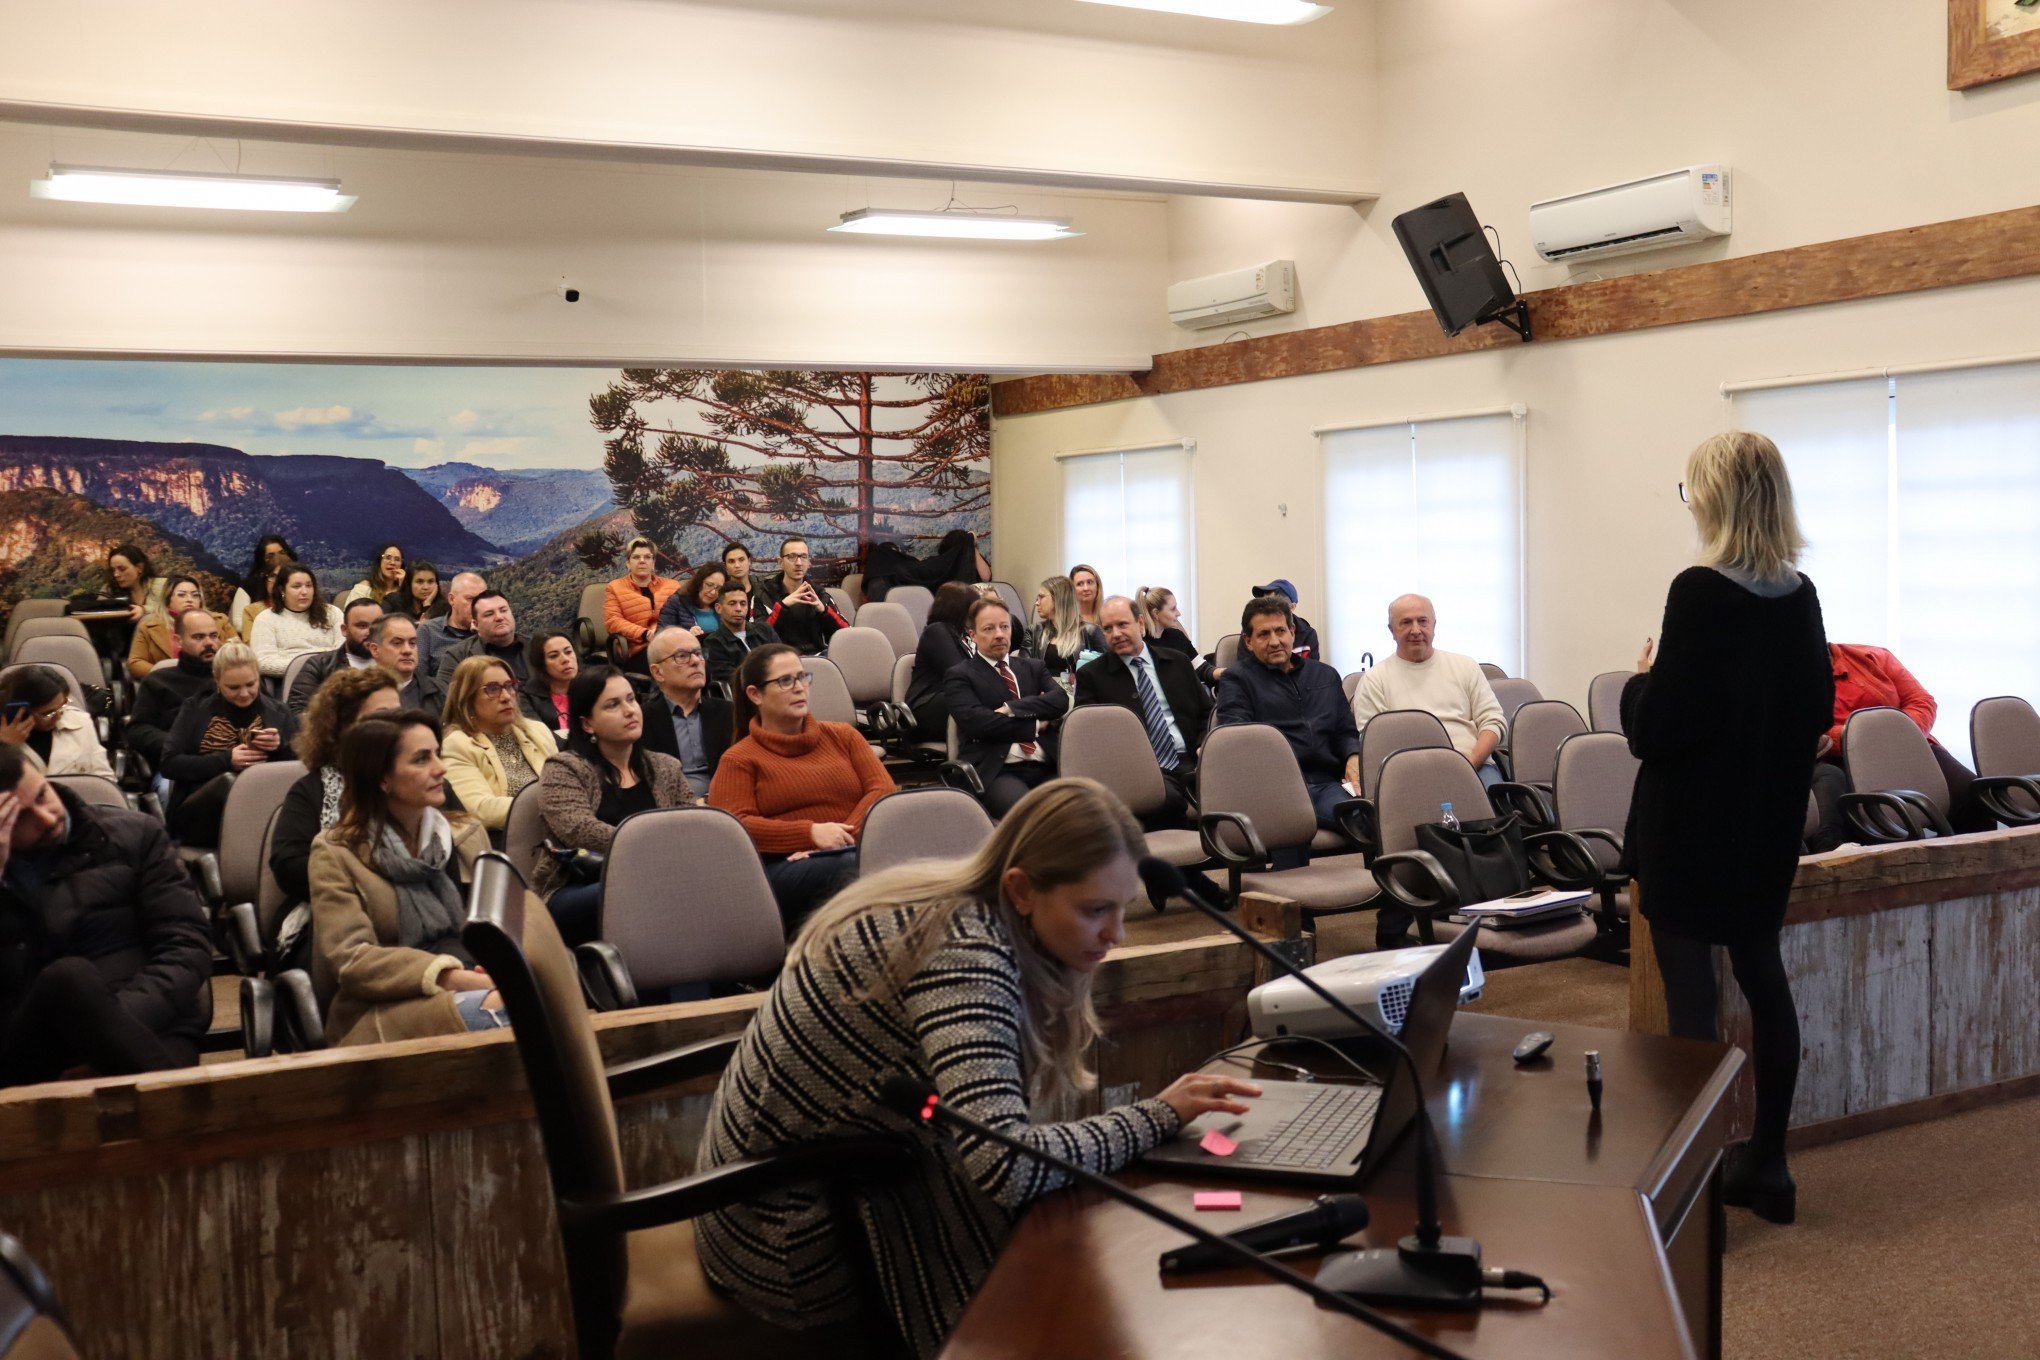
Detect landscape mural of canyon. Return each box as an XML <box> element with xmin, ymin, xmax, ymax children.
<box><xmin>0</xmin><ymin>360</ymin><xmax>992</xmax><ymax>633</ymax></box>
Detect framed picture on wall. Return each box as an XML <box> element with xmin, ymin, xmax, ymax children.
<box><xmin>1949</xmin><ymin>0</ymin><xmax>2040</xmax><ymax>88</ymax></box>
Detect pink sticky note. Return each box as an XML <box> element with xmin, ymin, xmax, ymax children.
<box><xmin>1199</xmin><ymin>1127</ymin><xmax>1238</xmax><ymax>1157</ymax></box>
<box><xmin>1194</xmin><ymin>1191</ymin><xmax>1244</xmax><ymax>1211</ymax></box>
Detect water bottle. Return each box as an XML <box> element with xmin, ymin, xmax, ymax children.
<box><xmin>1440</xmin><ymin>801</ymin><xmax>1460</xmax><ymax>832</ymax></box>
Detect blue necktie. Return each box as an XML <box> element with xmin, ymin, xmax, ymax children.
<box><xmin>1131</xmin><ymin>655</ymin><xmax>1182</xmax><ymax>769</ymax></box>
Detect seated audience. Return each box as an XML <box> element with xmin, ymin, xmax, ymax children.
<box><xmin>126</xmin><ymin>607</ymin><xmax>226</xmax><ymax>772</ymax></box>
<box><xmin>1074</xmin><ymin>596</ymin><xmax>1210</xmax><ymax>829</ymax></box>
<box><xmin>0</xmin><ymin>745</ymin><xmax>212</xmax><ymax>1086</ymax></box>
<box><xmin>433</xmin><ymin>589</ymin><xmax>528</xmax><ymax>685</ymax></box>
<box><xmin>236</xmin><ymin>563</ymin><xmax>284</xmax><ymax>641</ymax></box>
<box><xmin>753</xmin><ymin>536</ymin><xmax>849</xmax><ymax>655</ymax></box>
<box><xmin>640</xmin><ymin>625</ymin><xmax>732</xmax><ymax>796</ymax></box>
<box><xmin>417</xmin><ymin>571</ymin><xmax>485</xmax><ymax>674</ymax></box>
<box><xmin>382</xmin><ymin>559</ymin><xmax>448</xmax><ymax>621</ymax></box>
<box><xmin>161</xmin><ymin>641</ymin><xmax>298</xmax><ymax>846</ymax></box>
<box><xmin>105</xmin><ymin>541</ymin><xmax>167</xmax><ymax>623</ymax></box>
<box><xmin>364</xmin><ymin>612</ymin><xmax>444</xmax><ymax>716</ymax></box>
<box><xmin>1808</xmin><ymin>643</ymin><xmax>1992</xmax><ymax>847</ymax></box>
<box><xmin>905</xmin><ymin>582</ymin><xmax>979</xmax><ymax>742</ymax></box>
<box><xmin>0</xmin><ymin>665</ymin><xmax>116</xmax><ymax>780</ymax></box>
<box><xmin>701</xmin><ymin>581</ymin><xmax>780</xmax><ymax>685</ymax></box>
<box><xmin>1215</xmin><ymin>596</ymin><xmax>1360</xmax><ymax>830</ymax></box>
<box><xmin>1136</xmin><ymin>585</ymin><xmax>1198</xmax><ymax>660</ymax></box>
<box><xmin>1031</xmin><ymin>575</ymin><xmax>1105</xmax><ymax>678</ymax></box>
<box><xmin>1069</xmin><ymin>562</ymin><xmax>1104</xmax><ymax>629</ymax></box>
<box><xmin>230</xmin><ymin>535</ymin><xmax>296</xmax><ymax>632</ymax></box>
<box><xmin>1349</xmin><ymin>593</ymin><xmax>1506</xmax><ymax>786</ymax></box>
<box><xmin>533</xmin><ymin>668</ymin><xmax>696</xmax><ymax>944</ymax></box>
<box><xmin>269</xmin><ymin>667</ymin><xmax>404</xmax><ymax>964</ymax></box>
<box><xmin>439</xmin><ymin>655</ymin><xmax>557</xmax><ymax>831</ymax></box>
<box><xmin>249</xmin><ymin>565</ymin><xmax>343</xmax><ymax>678</ymax></box>
<box><xmin>943</xmin><ymin>597</ymin><xmax>1068</xmax><ymax>814</ymax></box>
<box><xmin>519</xmin><ymin>631</ymin><xmax>580</xmax><ymax>738</ymax></box>
<box><xmin>308</xmin><ymin>712</ymin><xmax>503</xmax><ymax>1044</ymax></box>
<box><xmin>709</xmin><ymin>644</ymin><xmax>895</xmax><ymax>929</ymax></box>
<box><xmin>658</xmin><ymin>560</ymin><xmax>726</xmax><ymax>638</ymax></box>
<box><xmin>1250</xmin><ymin>580</ymin><xmax>1321</xmax><ymax>663</ymax></box>
<box><xmin>603</xmin><ymin>535</ymin><xmax>681</xmax><ymax>667</ymax></box>
<box><xmin>720</xmin><ymin>542</ymin><xmax>755</xmax><ymax>596</ymax></box>
<box><xmin>286</xmin><ymin>597</ymin><xmax>384</xmax><ymax>713</ymax></box>
<box><xmin>127</xmin><ymin>573</ymin><xmax>237</xmax><ymax>681</ymax></box>
<box><xmin>343</xmin><ymin>543</ymin><xmax>407</xmax><ymax>607</ymax></box>
<box><xmin>696</xmin><ymin>777</ymin><xmax>1256</xmax><ymax>1354</ymax></box>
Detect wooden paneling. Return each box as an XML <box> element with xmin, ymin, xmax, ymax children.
<box><xmin>1929</xmin><ymin>885</ymin><xmax>2040</xmax><ymax>1093</ymax></box>
<box><xmin>990</xmin><ymin>203</ymin><xmax>2040</xmax><ymax>417</ymax></box>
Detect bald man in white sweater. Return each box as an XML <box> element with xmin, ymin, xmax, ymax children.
<box><xmin>1349</xmin><ymin>593</ymin><xmax>1507</xmax><ymax>786</ymax></box>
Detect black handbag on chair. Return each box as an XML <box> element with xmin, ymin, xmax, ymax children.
<box><xmin>1414</xmin><ymin>812</ymin><xmax>1532</xmax><ymax>907</ymax></box>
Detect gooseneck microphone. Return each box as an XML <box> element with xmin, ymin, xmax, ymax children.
<box><xmin>1158</xmin><ymin>1193</ymin><xmax>1369</xmax><ymax>1274</ymax></box>
<box><xmin>874</xmin><ymin>1073</ymin><xmax>1472</xmax><ymax>1360</ymax></box>
<box><xmin>1137</xmin><ymin>857</ymin><xmax>1492</xmax><ymax>1311</ymax></box>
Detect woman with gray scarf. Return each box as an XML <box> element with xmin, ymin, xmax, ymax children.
<box><xmin>308</xmin><ymin>710</ymin><xmax>504</xmax><ymax>1045</ymax></box>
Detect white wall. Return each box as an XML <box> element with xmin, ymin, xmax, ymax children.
<box><xmin>993</xmin><ymin>0</ymin><xmax>2040</xmax><ymax>712</ymax></box>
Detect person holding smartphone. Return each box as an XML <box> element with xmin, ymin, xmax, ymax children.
<box><xmin>0</xmin><ymin>666</ymin><xmax>116</xmax><ymax>780</ymax></box>
<box><xmin>160</xmin><ymin>641</ymin><xmax>298</xmax><ymax>848</ymax></box>
<box><xmin>752</xmin><ymin>536</ymin><xmax>849</xmax><ymax>655</ymax></box>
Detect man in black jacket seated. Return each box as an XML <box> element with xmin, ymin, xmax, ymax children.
<box><xmin>1075</xmin><ymin>595</ymin><xmax>1211</xmax><ymax>829</ymax></box>
<box><xmin>0</xmin><ymin>745</ymin><xmax>212</xmax><ymax>1086</ymax></box>
<box><xmin>127</xmin><ymin>606</ymin><xmax>225</xmax><ymax>773</ymax></box>
<box><xmin>942</xmin><ymin>597</ymin><xmax>1068</xmax><ymax>815</ymax></box>
<box><xmin>286</xmin><ymin>597</ymin><xmax>383</xmax><ymax>713</ymax></box>
<box><xmin>638</xmin><ymin>626</ymin><xmax>732</xmax><ymax>798</ymax></box>
<box><xmin>433</xmin><ymin>590</ymin><xmax>529</xmax><ymax>685</ymax></box>
<box><xmin>1216</xmin><ymin>595</ymin><xmax>1361</xmax><ymax>831</ymax></box>
<box><xmin>700</xmin><ymin>582</ymin><xmax>781</xmax><ymax>687</ymax></box>
<box><xmin>364</xmin><ymin>613</ymin><xmax>444</xmax><ymax>716</ymax></box>
<box><xmin>752</xmin><ymin>537</ymin><xmax>848</xmax><ymax>655</ymax></box>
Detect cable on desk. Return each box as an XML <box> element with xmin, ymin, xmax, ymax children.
<box><xmin>1200</xmin><ymin>1034</ymin><xmax>1384</xmax><ymax>1086</ymax></box>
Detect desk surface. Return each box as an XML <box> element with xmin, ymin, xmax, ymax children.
<box><xmin>943</xmin><ymin>1012</ymin><xmax>1740</xmax><ymax>1360</ymax></box>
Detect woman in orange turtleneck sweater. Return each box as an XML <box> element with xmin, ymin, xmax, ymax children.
<box><xmin>709</xmin><ymin>643</ymin><xmax>896</xmax><ymax>928</ymax></box>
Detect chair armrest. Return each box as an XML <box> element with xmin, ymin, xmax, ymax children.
<box><xmin>1331</xmin><ymin>797</ymin><xmax>1377</xmax><ymax>854</ymax></box>
<box><xmin>239</xmin><ymin>976</ymin><xmax>275</xmax><ymax>1059</ymax></box>
<box><xmin>605</xmin><ymin>1034</ymin><xmax>745</xmax><ymax>1101</ymax></box>
<box><xmin>110</xmin><ymin>749</ymin><xmax>129</xmax><ymax>783</ymax></box>
<box><xmin>1370</xmin><ymin>849</ymin><xmax>1461</xmax><ymax>917</ymax></box>
<box><xmin>575</xmin><ymin>941</ymin><xmax>639</xmax><ymax>1013</ymax></box>
<box><xmin>224</xmin><ymin>901</ymin><xmax>266</xmax><ymax>977</ymax></box>
<box><xmin>1839</xmin><ymin>791</ymin><xmax>1931</xmax><ymax>843</ymax></box>
<box><xmin>276</xmin><ymin>969</ymin><xmax>326</xmax><ymax>1052</ymax></box>
<box><xmin>557</xmin><ymin>1137</ymin><xmax>917</xmax><ymax>1237</ymax></box>
<box><xmin>137</xmin><ymin>789</ymin><xmax>165</xmax><ymax>823</ymax></box>
<box><xmin>1487</xmin><ymin>781</ymin><xmax>1554</xmax><ymax>829</ymax></box>
<box><xmin>1198</xmin><ymin>810</ymin><xmax>1270</xmax><ymax>871</ymax></box>
<box><xmin>1523</xmin><ymin>830</ymin><xmax>1603</xmax><ymax>891</ymax></box>
<box><xmin>1569</xmin><ymin>827</ymin><xmax>1627</xmax><ymax>883</ymax></box>
<box><xmin>1889</xmin><ymin>789</ymin><xmax>1953</xmax><ymax>837</ymax></box>
<box><xmin>188</xmin><ymin>851</ymin><xmax>224</xmax><ymax>906</ymax></box>
<box><xmin>1973</xmin><ymin>774</ymin><xmax>2040</xmax><ymax>827</ymax></box>
<box><xmin>938</xmin><ymin>761</ymin><xmax>984</xmax><ymax>797</ymax></box>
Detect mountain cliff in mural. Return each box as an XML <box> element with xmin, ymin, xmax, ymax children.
<box><xmin>0</xmin><ymin>437</ymin><xmax>499</xmax><ymax>576</ymax></box>
<box><xmin>401</xmin><ymin>462</ymin><xmax>615</xmax><ymax>554</ymax></box>
<box><xmin>0</xmin><ymin>488</ymin><xmax>228</xmax><ymax>610</ymax></box>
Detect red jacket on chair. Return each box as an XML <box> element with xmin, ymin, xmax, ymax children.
<box><xmin>1828</xmin><ymin>643</ymin><xmax>1938</xmax><ymax>749</ymax></box>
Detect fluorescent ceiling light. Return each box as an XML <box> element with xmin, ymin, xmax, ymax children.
<box><xmin>1076</xmin><ymin>0</ymin><xmax>1331</xmax><ymax>24</ymax></box>
<box><xmin>30</xmin><ymin>164</ymin><xmax>356</xmax><ymax>213</ymax></box>
<box><xmin>830</xmin><ymin>208</ymin><xmax>1082</xmax><ymax>241</ymax></box>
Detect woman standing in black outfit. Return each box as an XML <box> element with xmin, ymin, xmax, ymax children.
<box><xmin>1623</xmin><ymin>431</ymin><xmax>1832</xmax><ymax>1224</ymax></box>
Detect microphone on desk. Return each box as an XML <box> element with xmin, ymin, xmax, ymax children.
<box><xmin>1158</xmin><ymin>1193</ymin><xmax>1370</xmax><ymax>1274</ymax></box>
<box><xmin>1138</xmin><ymin>858</ymin><xmax>1505</xmax><ymax>1312</ymax></box>
<box><xmin>872</xmin><ymin>1073</ymin><xmax>1473</xmax><ymax>1360</ymax></box>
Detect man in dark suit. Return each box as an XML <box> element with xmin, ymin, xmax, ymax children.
<box><xmin>700</xmin><ymin>581</ymin><xmax>781</xmax><ymax>686</ymax></box>
<box><xmin>1075</xmin><ymin>595</ymin><xmax>1211</xmax><ymax>829</ymax></box>
<box><xmin>942</xmin><ymin>596</ymin><xmax>1068</xmax><ymax>815</ymax></box>
<box><xmin>286</xmin><ymin>598</ymin><xmax>383</xmax><ymax>713</ymax></box>
<box><xmin>364</xmin><ymin>613</ymin><xmax>445</xmax><ymax>717</ymax></box>
<box><xmin>638</xmin><ymin>625</ymin><xmax>732</xmax><ymax>797</ymax></box>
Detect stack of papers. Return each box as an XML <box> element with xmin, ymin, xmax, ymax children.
<box><xmin>1454</xmin><ymin>888</ymin><xmax>1591</xmax><ymax>928</ymax></box>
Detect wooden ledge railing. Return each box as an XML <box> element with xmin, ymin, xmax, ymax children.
<box><xmin>1785</xmin><ymin>823</ymin><xmax>2040</xmax><ymax>923</ymax></box>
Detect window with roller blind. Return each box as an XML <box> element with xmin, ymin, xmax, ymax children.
<box><xmin>1318</xmin><ymin>411</ymin><xmax>1524</xmax><ymax>676</ymax></box>
<box><xmin>1732</xmin><ymin>360</ymin><xmax>2040</xmax><ymax>765</ymax></box>
<box><xmin>1059</xmin><ymin>440</ymin><xmax>1196</xmax><ymax>639</ymax></box>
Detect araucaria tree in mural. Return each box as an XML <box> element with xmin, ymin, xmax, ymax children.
<box><xmin>589</xmin><ymin>370</ymin><xmax>990</xmax><ymax>565</ymax></box>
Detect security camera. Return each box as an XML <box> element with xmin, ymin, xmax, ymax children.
<box><xmin>557</xmin><ymin>278</ymin><xmax>581</xmax><ymax>303</ymax></box>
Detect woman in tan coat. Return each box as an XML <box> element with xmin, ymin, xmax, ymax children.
<box><xmin>308</xmin><ymin>710</ymin><xmax>503</xmax><ymax>1045</ymax></box>
<box><xmin>439</xmin><ymin>654</ymin><xmax>558</xmax><ymax>830</ymax></box>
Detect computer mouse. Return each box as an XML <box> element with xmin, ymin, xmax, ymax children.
<box><xmin>1512</xmin><ymin>1031</ymin><xmax>1555</xmax><ymax>1064</ymax></box>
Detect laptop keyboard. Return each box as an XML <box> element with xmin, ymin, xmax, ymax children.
<box><xmin>1233</xmin><ymin>1084</ymin><xmax>1383</xmax><ymax>1169</ymax></box>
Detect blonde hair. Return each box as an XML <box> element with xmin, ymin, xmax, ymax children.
<box><xmin>789</xmin><ymin>778</ymin><xmax>1146</xmax><ymax>1103</ymax></box>
<box><xmin>212</xmin><ymin>640</ymin><xmax>259</xmax><ymax>680</ymax></box>
<box><xmin>625</xmin><ymin>535</ymin><xmax>656</xmax><ymax>558</ymax></box>
<box><xmin>1685</xmin><ymin>431</ymin><xmax>1806</xmax><ymax>582</ymax></box>
<box><xmin>1135</xmin><ymin>586</ymin><xmax>1174</xmax><ymax>639</ymax></box>
<box><xmin>1040</xmin><ymin>575</ymin><xmax>1086</xmax><ymax>662</ymax></box>
<box><xmin>442</xmin><ymin>654</ymin><xmax>517</xmax><ymax>738</ymax></box>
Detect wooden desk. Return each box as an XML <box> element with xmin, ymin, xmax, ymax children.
<box><xmin>945</xmin><ymin>1013</ymin><xmax>1741</xmax><ymax>1360</ymax></box>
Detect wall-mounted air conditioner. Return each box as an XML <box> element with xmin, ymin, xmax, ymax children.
<box><xmin>1167</xmin><ymin>259</ymin><xmax>1297</xmax><ymax>329</ymax></box>
<box><xmin>1529</xmin><ymin>166</ymin><xmax>1730</xmax><ymax>265</ymax></box>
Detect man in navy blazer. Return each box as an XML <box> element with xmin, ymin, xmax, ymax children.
<box><xmin>942</xmin><ymin>596</ymin><xmax>1069</xmax><ymax>815</ymax></box>
<box><xmin>1074</xmin><ymin>595</ymin><xmax>1212</xmax><ymax>828</ymax></box>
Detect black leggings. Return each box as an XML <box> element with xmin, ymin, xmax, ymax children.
<box><xmin>0</xmin><ymin>958</ymin><xmax>197</xmax><ymax>1088</ymax></box>
<box><xmin>1651</xmin><ymin>927</ymin><xmax>1799</xmax><ymax>1163</ymax></box>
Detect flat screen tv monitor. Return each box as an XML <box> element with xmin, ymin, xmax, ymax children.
<box><xmin>1392</xmin><ymin>193</ymin><xmax>1518</xmax><ymax>338</ymax></box>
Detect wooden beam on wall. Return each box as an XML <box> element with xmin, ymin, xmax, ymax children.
<box><xmin>991</xmin><ymin>202</ymin><xmax>2040</xmax><ymax>418</ymax></box>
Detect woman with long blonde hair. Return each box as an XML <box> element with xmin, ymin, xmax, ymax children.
<box><xmin>1029</xmin><ymin>575</ymin><xmax>1104</xmax><ymax>678</ymax></box>
<box><xmin>695</xmin><ymin>777</ymin><xmax>1259</xmax><ymax>1356</ymax></box>
<box><xmin>1624</xmin><ymin>430</ymin><xmax>1831</xmax><ymax>1225</ymax></box>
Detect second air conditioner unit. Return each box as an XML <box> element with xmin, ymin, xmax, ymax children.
<box><xmin>1529</xmin><ymin>165</ymin><xmax>1731</xmax><ymax>265</ymax></box>
<box><xmin>1167</xmin><ymin>260</ymin><xmax>1297</xmax><ymax>329</ymax></box>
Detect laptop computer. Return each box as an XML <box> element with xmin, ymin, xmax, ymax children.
<box><xmin>1142</xmin><ymin>924</ymin><xmax>1480</xmax><ymax>1186</ymax></box>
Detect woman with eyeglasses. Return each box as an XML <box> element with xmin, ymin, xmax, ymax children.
<box><xmin>438</xmin><ymin>655</ymin><xmax>558</xmax><ymax>832</ymax></box>
<box><xmin>709</xmin><ymin>643</ymin><xmax>895</xmax><ymax>930</ymax></box>
<box><xmin>344</xmin><ymin>543</ymin><xmax>407</xmax><ymax>608</ymax></box>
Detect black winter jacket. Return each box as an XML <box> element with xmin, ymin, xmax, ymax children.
<box><xmin>126</xmin><ymin>655</ymin><xmax>214</xmax><ymax>770</ymax></box>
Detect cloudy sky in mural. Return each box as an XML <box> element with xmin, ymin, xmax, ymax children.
<box><xmin>0</xmin><ymin>358</ymin><xmax>606</xmax><ymax>469</ymax></box>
